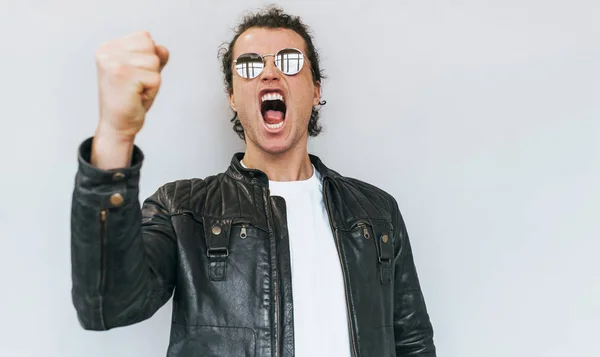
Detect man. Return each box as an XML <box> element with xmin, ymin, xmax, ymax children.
<box><xmin>70</xmin><ymin>6</ymin><xmax>436</xmax><ymax>357</ymax></box>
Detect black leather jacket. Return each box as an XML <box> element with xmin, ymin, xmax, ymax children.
<box><xmin>71</xmin><ymin>137</ymin><xmax>436</xmax><ymax>357</ymax></box>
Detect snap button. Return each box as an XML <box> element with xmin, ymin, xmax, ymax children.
<box><xmin>112</xmin><ymin>172</ymin><xmax>126</xmax><ymax>181</ymax></box>
<box><xmin>110</xmin><ymin>193</ymin><xmax>124</xmax><ymax>207</ymax></box>
<box><xmin>211</xmin><ymin>225</ymin><xmax>222</xmax><ymax>236</ymax></box>
<box><xmin>381</xmin><ymin>234</ymin><xmax>389</xmax><ymax>243</ymax></box>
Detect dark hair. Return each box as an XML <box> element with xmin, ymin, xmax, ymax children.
<box><xmin>218</xmin><ymin>6</ymin><xmax>326</xmax><ymax>140</ymax></box>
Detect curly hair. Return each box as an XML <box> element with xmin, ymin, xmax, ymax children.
<box><xmin>218</xmin><ymin>6</ymin><xmax>327</xmax><ymax>140</ymax></box>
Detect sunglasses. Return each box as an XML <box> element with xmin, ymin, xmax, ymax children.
<box><xmin>233</xmin><ymin>48</ymin><xmax>306</xmax><ymax>79</ymax></box>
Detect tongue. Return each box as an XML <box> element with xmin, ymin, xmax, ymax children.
<box><xmin>264</xmin><ymin>110</ymin><xmax>284</xmax><ymax>124</ymax></box>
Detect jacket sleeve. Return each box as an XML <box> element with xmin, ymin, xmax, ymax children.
<box><xmin>391</xmin><ymin>198</ymin><xmax>437</xmax><ymax>356</ymax></box>
<box><xmin>70</xmin><ymin>137</ymin><xmax>177</xmax><ymax>330</ymax></box>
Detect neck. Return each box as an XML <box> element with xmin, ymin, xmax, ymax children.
<box><xmin>242</xmin><ymin>139</ymin><xmax>313</xmax><ymax>182</ymax></box>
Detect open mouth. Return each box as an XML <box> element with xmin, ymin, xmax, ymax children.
<box><xmin>260</xmin><ymin>92</ymin><xmax>287</xmax><ymax>130</ymax></box>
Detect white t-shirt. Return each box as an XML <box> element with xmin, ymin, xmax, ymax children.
<box><xmin>242</xmin><ymin>161</ymin><xmax>351</xmax><ymax>356</ymax></box>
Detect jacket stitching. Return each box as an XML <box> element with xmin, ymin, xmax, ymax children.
<box><xmin>170</xmin><ymin>322</ymin><xmax>257</xmax><ymax>339</ymax></box>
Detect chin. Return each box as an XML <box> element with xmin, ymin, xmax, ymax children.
<box><xmin>256</xmin><ymin>138</ymin><xmax>293</xmax><ymax>155</ymax></box>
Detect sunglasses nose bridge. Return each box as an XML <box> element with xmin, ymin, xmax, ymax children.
<box><xmin>259</xmin><ymin>54</ymin><xmax>281</xmax><ymax>80</ymax></box>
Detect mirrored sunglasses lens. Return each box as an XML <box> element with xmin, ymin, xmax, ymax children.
<box><xmin>275</xmin><ymin>49</ymin><xmax>304</xmax><ymax>75</ymax></box>
<box><xmin>235</xmin><ymin>53</ymin><xmax>264</xmax><ymax>78</ymax></box>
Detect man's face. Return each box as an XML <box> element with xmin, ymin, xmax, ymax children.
<box><xmin>228</xmin><ymin>27</ymin><xmax>321</xmax><ymax>155</ymax></box>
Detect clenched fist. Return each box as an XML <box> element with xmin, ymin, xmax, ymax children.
<box><xmin>95</xmin><ymin>31</ymin><xmax>169</xmax><ymax>140</ymax></box>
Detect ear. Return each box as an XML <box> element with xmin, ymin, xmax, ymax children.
<box><xmin>312</xmin><ymin>81</ymin><xmax>321</xmax><ymax>106</ymax></box>
<box><xmin>228</xmin><ymin>89</ymin><xmax>237</xmax><ymax>112</ymax></box>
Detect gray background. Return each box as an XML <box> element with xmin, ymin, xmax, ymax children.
<box><xmin>0</xmin><ymin>0</ymin><xmax>598</xmax><ymax>356</ymax></box>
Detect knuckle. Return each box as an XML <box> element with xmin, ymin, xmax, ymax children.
<box><xmin>100</xmin><ymin>58</ymin><xmax>130</xmax><ymax>78</ymax></box>
<box><xmin>95</xmin><ymin>44</ymin><xmax>112</xmax><ymax>62</ymax></box>
<box><xmin>94</xmin><ymin>49</ymin><xmax>107</xmax><ymax>63</ymax></box>
<box><xmin>95</xmin><ymin>52</ymin><xmax>114</xmax><ymax>69</ymax></box>
<box><xmin>113</xmin><ymin>64</ymin><xmax>131</xmax><ymax>78</ymax></box>
<box><xmin>149</xmin><ymin>55</ymin><xmax>161</xmax><ymax>69</ymax></box>
<box><xmin>137</xmin><ymin>31</ymin><xmax>155</xmax><ymax>49</ymax></box>
<box><xmin>137</xmin><ymin>30</ymin><xmax>151</xmax><ymax>39</ymax></box>
<box><xmin>130</xmin><ymin>54</ymin><xmax>160</xmax><ymax>70</ymax></box>
<box><xmin>148</xmin><ymin>73</ymin><xmax>161</xmax><ymax>87</ymax></box>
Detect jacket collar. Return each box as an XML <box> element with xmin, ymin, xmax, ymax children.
<box><xmin>226</xmin><ymin>152</ymin><xmax>341</xmax><ymax>186</ymax></box>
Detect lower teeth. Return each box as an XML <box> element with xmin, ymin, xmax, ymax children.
<box><xmin>266</xmin><ymin>122</ymin><xmax>284</xmax><ymax>129</ymax></box>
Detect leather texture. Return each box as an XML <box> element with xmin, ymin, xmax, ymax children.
<box><xmin>70</xmin><ymin>137</ymin><xmax>436</xmax><ymax>357</ymax></box>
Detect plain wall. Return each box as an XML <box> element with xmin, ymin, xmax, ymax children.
<box><xmin>0</xmin><ymin>0</ymin><xmax>598</xmax><ymax>356</ymax></box>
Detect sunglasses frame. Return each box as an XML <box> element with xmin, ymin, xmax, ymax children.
<box><xmin>233</xmin><ymin>48</ymin><xmax>306</xmax><ymax>79</ymax></box>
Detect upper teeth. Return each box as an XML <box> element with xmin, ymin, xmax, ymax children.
<box><xmin>262</xmin><ymin>92</ymin><xmax>284</xmax><ymax>102</ymax></box>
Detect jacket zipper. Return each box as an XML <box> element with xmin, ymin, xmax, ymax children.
<box><xmin>264</xmin><ymin>189</ymin><xmax>281</xmax><ymax>357</ymax></box>
<box><xmin>356</xmin><ymin>223</ymin><xmax>370</xmax><ymax>239</ymax></box>
<box><xmin>99</xmin><ymin>209</ymin><xmax>108</xmax><ymax>294</ymax></box>
<box><xmin>323</xmin><ymin>182</ymin><xmax>359</xmax><ymax>357</ymax></box>
<box><xmin>274</xmin><ymin>245</ymin><xmax>281</xmax><ymax>357</ymax></box>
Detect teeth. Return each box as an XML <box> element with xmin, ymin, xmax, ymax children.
<box><xmin>262</xmin><ymin>92</ymin><xmax>284</xmax><ymax>102</ymax></box>
<box><xmin>266</xmin><ymin>121</ymin><xmax>284</xmax><ymax>129</ymax></box>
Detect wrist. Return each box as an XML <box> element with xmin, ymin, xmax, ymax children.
<box><xmin>91</xmin><ymin>126</ymin><xmax>136</xmax><ymax>170</ymax></box>
<box><xmin>94</xmin><ymin>122</ymin><xmax>136</xmax><ymax>145</ymax></box>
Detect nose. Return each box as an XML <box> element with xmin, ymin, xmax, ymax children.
<box><xmin>259</xmin><ymin>56</ymin><xmax>280</xmax><ymax>82</ymax></box>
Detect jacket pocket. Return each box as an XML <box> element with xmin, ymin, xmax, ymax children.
<box><xmin>347</xmin><ymin>218</ymin><xmax>395</xmax><ymax>286</ymax></box>
<box><xmin>171</xmin><ymin>212</ymin><xmax>272</xmax><ymax>327</ymax></box>
<box><xmin>201</xmin><ymin>216</ymin><xmax>269</xmax><ymax>282</ymax></box>
<box><xmin>169</xmin><ymin>324</ymin><xmax>256</xmax><ymax>357</ymax></box>
<box><xmin>337</xmin><ymin>219</ymin><xmax>396</xmax><ymax>336</ymax></box>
